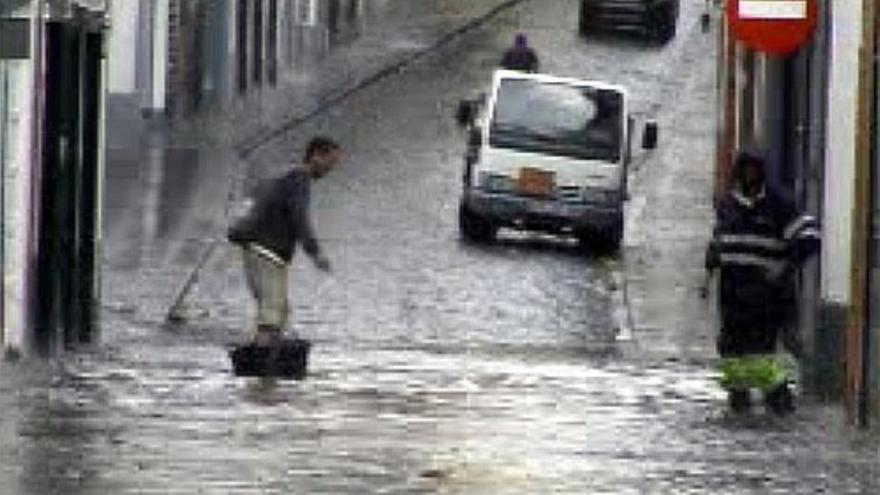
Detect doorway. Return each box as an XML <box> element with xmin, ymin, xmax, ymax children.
<box><xmin>34</xmin><ymin>21</ymin><xmax>103</xmax><ymax>353</ymax></box>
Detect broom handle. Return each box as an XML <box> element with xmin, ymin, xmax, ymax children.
<box><xmin>165</xmin><ymin>238</ymin><xmax>224</xmax><ymax>321</ymax></box>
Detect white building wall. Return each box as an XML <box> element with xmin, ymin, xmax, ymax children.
<box><xmin>1</xmin><ymin>0</ymin><xmax>35</xmax><ymax>356</ymax></box>
<box><xmin>107</xmin><ymin>0</ymin><xmax>140</xmax><ymax>93</ymax></box>
<box><xmin>1</xmin><ymin>58</ymin><xmax>33</xmax><ymax>353</ymax></box>
<box><xmin>823</xmin><ymin>0</ymin><xmax>863</xmax><ymax>304</ymax></box>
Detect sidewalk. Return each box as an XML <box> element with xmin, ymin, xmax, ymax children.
<box><xmin>101</xmin><ymin>0</ymin><xmax>529</xmax><ymax>325</ymax></box>
<box><xmin>619</xmin><ymin>12</ymin><xmax>719</xmax><ymax>361</ymax></box>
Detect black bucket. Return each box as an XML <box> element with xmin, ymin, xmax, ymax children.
<box><xmin>230</xmin><ymin>338</ymin><xmax>311</xmax><ymax>379</ymax></box>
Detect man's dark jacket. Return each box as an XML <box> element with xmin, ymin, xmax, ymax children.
<box><xmin>227</xmin><ymin>168</ymin><xmax>320</xmax><ymax>263</ymax></box>
<box><xmin>705</xmin><ymin>187</ymin><xmax>820</xmax><ymax>331</ymax></box>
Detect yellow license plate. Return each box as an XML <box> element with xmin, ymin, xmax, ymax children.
<box><xmin>517</xmin><ymin>167</ymin><xmax>555</xmax><ymax>197</ymax></box>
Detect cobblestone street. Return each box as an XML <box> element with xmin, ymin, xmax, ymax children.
<box><xmin>1</xmin><ymin>0</ymin><xmax>878</xmax><ymax>493</ymax></box>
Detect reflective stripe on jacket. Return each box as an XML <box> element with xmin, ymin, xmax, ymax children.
<box><xmin>706</xmin><ymin>189</ymin><xmax>794</xmax><ymax>277</ymax></box>
<box><xmin>706</xmin><ymin>187</ymin><xmax>821</xmax><ymax>328</ymax></box>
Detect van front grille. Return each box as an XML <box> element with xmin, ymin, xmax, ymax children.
<box><xmin>556</xmin><ymin>186</ymin><xmax>582</xmax><ymax>201</ymax></box>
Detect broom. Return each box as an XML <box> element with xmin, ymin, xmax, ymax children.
<box><xmin>164</xmin><ymin>238</ymin><xmax>224</xmax><ymax>323</ymax></box>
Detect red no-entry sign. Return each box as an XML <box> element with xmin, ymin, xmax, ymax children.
<box><xmin>727</xmin><ymin>0</ymin><xmax>818</xmax><ymax>55</ymax></box>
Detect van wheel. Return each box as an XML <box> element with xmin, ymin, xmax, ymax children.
<box><xmin>575</xmin><ymin>230</ymin><xmax>594</xmax><ymax>254</ymax></box>
<box><xmin>596</xmin><ymin>225</ymin><xmax>622</xmax><ymax>254</ymax></box>
<box><xmin>648</xmin><ymin>5</ymin><xmax>677</xmax><ymax>44</ymax></box>
<box><xmin>459</xmin><ymin>203</ymin><xmax>497</xmax><ymax>243</ymax></box>
<box><xmin>578</xmin><ymin>0</ymin><xmax>597</xmax><ymax>36</ymax></box>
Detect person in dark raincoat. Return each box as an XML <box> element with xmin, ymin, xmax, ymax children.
<box><xmin>703</xmin><ymin>151</ymin><xmax>821</xmax><ymax>358</ymax></box>
<box><xmin>500</xmin><ymin>33</ymin><xmax>540</xmax><ymax>73</ymax></box>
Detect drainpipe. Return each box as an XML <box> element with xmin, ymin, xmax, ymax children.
<box><xmin>862</xmin><ymin>0</ymin><xmax>880</xmax><ymax>425</ymax></box>
<box><xmin>23</xmin><ymin>0</ymin><xmax>45</xmax><ymax>355</ymax></box>
<box><xmin>853</xmin><ymin>0</ymin><xmax>875</xmax><ymax>426</ymax></box>
<box><xmin>153</xmin><ymin>0</ymin><xmax>169</xmax><ymax>114</ymax></box>
<box><xmin>0</xmin><ymin>57</ymin><xmax>7</xmax><ymax>351</ymax></box>
<box><xmin>716</xmin><ymin>8</ymin><xmax>736</xmax><ymax>205</ymax></box>
<box><xmin>827</xmin><ymin>0</ymin><xmax>863</xmax><ymax>420</ymax></box>
<box><xmin>870</xmin><ymin>0</ymin><xmax>880</xmax><ymax>423</ymax></box>
<box><xmin>94</xmin><ymin>11</ymin><xmax>108</xmax><ymax>344</ymax></box>
<box><xmin>800</xmin><ymin>0</ymin><xmax>833</xmax><ymax>398</ymax></box>
<box><xmin>761</xmin><ymin>53</ymin><xmax>786</xmax><ymax>197</ymax></box>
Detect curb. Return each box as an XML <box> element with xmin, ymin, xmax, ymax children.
<box><xmin>615</xmin><ymin>12</ymin><xmax>719</xmax><ymax>347</ymax></box>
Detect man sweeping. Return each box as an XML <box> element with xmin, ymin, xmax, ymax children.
<box><xmin>227</xmin><ymin>137</ymin><xmax>341</xmax><ymax>347</ymax></box>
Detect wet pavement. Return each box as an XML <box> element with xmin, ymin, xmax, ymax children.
<box><xmin>3</xmin><ymin>0</ymin><xmax>880</xmax><ymax>493</ymax></box>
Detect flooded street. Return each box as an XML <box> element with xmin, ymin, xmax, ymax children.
<box><xmin>2</xmin><ymin>0</ymin><xmax>879</xmax><ymax>493</ymax></box>
<box><xmin>3</xmin><ymin>342</ymin><xmax>876</xmax><ymax>493</ymax></box>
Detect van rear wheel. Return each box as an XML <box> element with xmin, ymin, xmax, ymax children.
<box><xmin>648</xmin><ymin>4</ymin><xmax>677</xmax><ymax>44</ymax></box>
<box><xmin>578</xmin><ymin>0</ymin><xmax>598</xmax><ymax>36</ymax></box>
<box><xmin>459</xmin><ymin>203</ymin><xmax>497</xmax><ymax>243</ymax></box>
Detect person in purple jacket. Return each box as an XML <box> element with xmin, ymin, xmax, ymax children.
<box><xmin>228</xmin><ymin>137</ymin><xmax>341</xmax><ymax>346</ymax></box>
<box><xmin>500</xmin><ymin>33</ymin><xmax>540</xmax><ymax>73</ymax></box>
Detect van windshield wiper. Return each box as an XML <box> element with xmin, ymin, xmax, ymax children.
<box><xmin>491</xmin><ymin>123</ymin><xmax>562</xmax><ymax>144</ymax></box>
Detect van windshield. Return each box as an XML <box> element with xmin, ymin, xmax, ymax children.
<box><xmin>489</xmin><ymin>78</ymin><xmax>623</xmax><ymax>162</ymax></box>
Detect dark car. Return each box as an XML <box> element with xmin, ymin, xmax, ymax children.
<box><xmin>579</xmin><ymin>0</ymin><xmax>680</xmax><ymax>44</ymax></box>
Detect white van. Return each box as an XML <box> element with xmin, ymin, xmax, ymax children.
<box><xmin>457</xmin><ymin>70</ymin><xmax>652</xmax><ymax>252</ymax></box>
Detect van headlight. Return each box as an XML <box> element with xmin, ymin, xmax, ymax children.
<box><xmin>478</xmin><ymin>172</ymin><xmax>516</xmax><ymax>192</ymax></box>
<box><xmin>581</xmin><ymin>186</ymin><xmax>619</xmax><ymax>204</ymax></box>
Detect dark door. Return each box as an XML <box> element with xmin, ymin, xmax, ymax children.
<box><xmin>77</xmin><ymin>31</ymin><xmax>102</xmax><ymax>345</ymax></box>
<box><xmin>35</xmin><ymin>22</ymin><xmax>102</xmax><ymax>354</ymax></box>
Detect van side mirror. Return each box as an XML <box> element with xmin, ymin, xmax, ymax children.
<box><xmin>625</xmin><ymin>116</ymin><xmax>635</xmax><ymax>165</ymax></box>
<box><xmin>641</xmin><ymin>121</ymin><xmax>658</xmax><ymax>150</ymax></box>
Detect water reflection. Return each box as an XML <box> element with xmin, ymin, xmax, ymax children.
<box><xmin>2</xmin><ymin>334</ymin><xmax>880</xmax><ymax>493</ymax></box>
<box><xmin>237</xmin><ymin>377</ymin><xmax>299</xmax><ymax>406</ymax></box>
<box><xmin>103</xmin><ymin>123</ymin><xmax>203</xmax><ymax>270</ymax></box>
<box><xmin>11</xmin><ymin>362</ymin><xmax>112</xmax><ymax>495</ymax></box>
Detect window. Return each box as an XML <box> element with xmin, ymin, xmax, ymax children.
<box><xmin>267</xmin><ymin>0</ymin><xmax>278</xmax><ymax>85</ymax></box>
<box><xmin>253</xmin><ymin>0</ymin><xmax>263</xmax><ymax>85</ymax></box>
<box><xmin>237</xmin><ymin>0</ymin><xmax>247</xmax><ymax>92</ymax></box>
<box><xmin>293</xmin><ymin>0</ymin><xmax>317</xmax><ymax>26</ymax></box>
<box><xmin>490</xmin><ymin>79</ymin><xmax>623</xmax><ymax>162</ymax></box>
